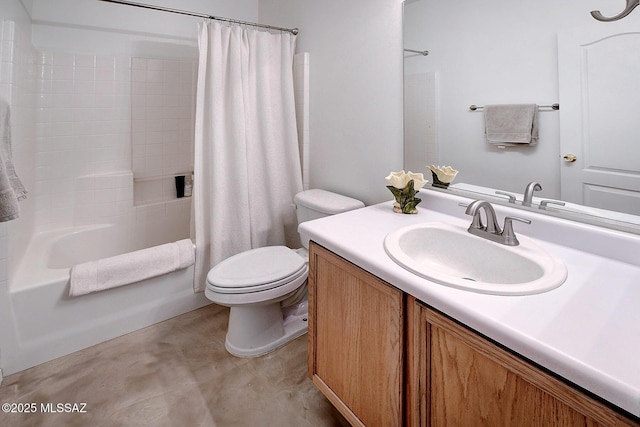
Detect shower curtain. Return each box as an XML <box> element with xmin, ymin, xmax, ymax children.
<box><xmin>193</xmin><ymin>21</ymin><xmax>303</xmax><ymax>292</ymax></box>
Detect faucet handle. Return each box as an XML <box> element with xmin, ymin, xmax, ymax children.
<box><xmin>539</xmin><ymin>199</ymin><xmax>566</xmax><ymax>210</ymax></box>
<box><xmin>495</xmin><ymin>191</ymin><xmax>517</xmax><ymax>203</ymax></box>
<box><xmin>501</xmin><ymin>216</ymin><xmax>531</xmax><ymax>246</ymax></box>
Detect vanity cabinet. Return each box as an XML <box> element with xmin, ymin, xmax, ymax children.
<box><xmin>309</xmin><ymin>241</ymin><xmax>640</xmax><ymax>427</ymax></box>
<box><xmin>307</xmin><ymin>242</ymin><xmax>404</xmax><ymax>427</ymax></box>
<box><xmin>410</xmin><ymin>301</ymin><xmax>639</xmax><ymax>427</ymax></box>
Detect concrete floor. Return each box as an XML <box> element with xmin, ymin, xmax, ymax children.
<box><xmin>0</xmin><ymin>304</ymin><xmax>349</xmax><ymax>427</ymax></box>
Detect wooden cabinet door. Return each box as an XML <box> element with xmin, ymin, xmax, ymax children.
<box><xmin>413</xmin><ymin>301</ymin><xmax>639</xmax><ymax>427</ymax></box>
<box><xmin>308</xmin><ymin>242</ymin><xmax>404</xmax><ymax>427</ymax></box>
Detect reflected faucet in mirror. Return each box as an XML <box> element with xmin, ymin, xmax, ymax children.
<box><xmin>539</xmin><ymin>199</ymin><xmax>566</xmax><ymax>210</ymax></box>
<box><xmin>495</xmin><ymin>191</ymin><xmax>516</xmax><ymax>204</ymax></box>
<box><xmin>494</xmin><ymin>181</ymin><xmax>545</xmax><ymax>208</ymax></box>
<box><xmin>514</xmin><ymin>181</ymin><xmax>569</xmax><ymax>212</ymax></box>
<box><xmin>522</xmin><ymin>182</ymin><xmax>542</xmax><ymax>207</ymax></box>
<box><xmin>495</xmin><ymin>182</ymin><xmax>567</xmax><ymax>211</ymax></box>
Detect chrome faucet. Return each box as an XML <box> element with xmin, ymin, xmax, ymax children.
<box><xmin>464</xmin><ymin>200</ymin><xmax>531</xmax><ymax>246</ymax></box>
<box><xmin>522</xmin><ymin>181</ymin><xmax>542</xmax><ymax>207</ymax></box>
<box><xmin>465</xmin><ymin>200</ymin><xmax>501</xmax><ymax>234</ymax></box>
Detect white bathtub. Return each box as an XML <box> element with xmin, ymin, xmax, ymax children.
<box><xmin>6</xmin><ymin>224</ymin><xmax>210</xmax><ymax>375</ymax></box>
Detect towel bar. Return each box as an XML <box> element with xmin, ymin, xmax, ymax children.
<box><xmin>469</xmin><ymin>103</ymin><xmax>559</xmax><ymax>111</ymax></box>
<box><xmin>404</xmin><ymin>48</ymin><xmax>429</xmax><ymax>56</ymax></box>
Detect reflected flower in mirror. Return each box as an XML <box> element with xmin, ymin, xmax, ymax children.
<box><xmin>429</xmin><ymin>165</ymin><xmax>458</xmax><ymax>189</ymax></box>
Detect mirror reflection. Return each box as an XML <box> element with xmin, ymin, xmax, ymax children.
<box><xmin>403</xmin><ymin>0</ymin><xmax>640</xmax><ymax>232</ymax></box>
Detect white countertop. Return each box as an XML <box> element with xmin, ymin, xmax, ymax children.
<box><xmin>299</xmin><ymin>189</ymin><xmax>640</xmax><ymax>418</ymax></box>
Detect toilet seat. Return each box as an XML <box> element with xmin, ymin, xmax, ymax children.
<box><xmin>202</xmin><ymin>189</ymin><xmax>363</xmax><ymax>358</ymax></box>
<box><xmin>207</xmin><ymin>246</ymin><xmax>307</xmax><ymax>294</ymax></box>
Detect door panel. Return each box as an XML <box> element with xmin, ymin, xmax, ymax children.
<box><xmin>558</xmin><ymin>19</ymin><xmax>640</xmax><ymax>215</ymax></box>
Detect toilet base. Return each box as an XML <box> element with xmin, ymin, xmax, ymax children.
<box><xmin>225</xmin><ymin>303</ymin><xmax>308</xmax><ymax>357</ymax></box>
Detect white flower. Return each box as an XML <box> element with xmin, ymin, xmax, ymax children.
<box><xmin>385</xmin><ymin>171</ymin><xmax>408</xmax><ymax>188</ymax></box>
<box><xmin>406</xmin><ymin>171</ymin><xmax>428</xmax><ymax>190</ymax></box>
<box><xmin>385</xmin><ymin>170</ymin><xmax>427</xmax><ymax>189</ymax></box>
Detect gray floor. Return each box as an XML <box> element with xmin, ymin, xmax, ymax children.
<box><xmin>0</xmin><ymin>304</ymin><xmax>349</xmax><ymax>427</ymax></box>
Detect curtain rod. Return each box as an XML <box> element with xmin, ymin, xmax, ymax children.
<box><xmin>97</xmin><ymin>0</ymin><xmax>299</xmax><ymax>35</ymax></box>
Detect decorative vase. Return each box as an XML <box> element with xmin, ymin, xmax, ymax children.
<box><xmin>430</xmin><ymin>171</ymin><xmax>450</xmax><ymax>189</ymax></box>
<box><xmin>387</xmin><ymin>179</ymin><xmax>422</xmax><ymax>214</ymax></box>
<box><xmin>429</xmin><ymin>165</ymin><xmax>459</xmax><ymax>189</ymax></box>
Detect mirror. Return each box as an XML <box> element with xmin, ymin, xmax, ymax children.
<box><xmin>403</xmin><ymin>0</ymin><xmax>640</xmax><ymax>233</ymax></box>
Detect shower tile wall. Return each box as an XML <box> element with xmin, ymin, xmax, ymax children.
<box><xmin>131</xmin><ymin>57</ymin><xmax>195</xmax><ymax>205</ymax></box>
<box><xmin>2</xmin><ymin>18</ymin><xmax>195</xmax><ymax>288</ymax></box>
<box><xmin>34</xmin><ymin>51</ymin><xmax>195</xmax><ymax>248</ymax></box>
<box><xmin>35</xmin><ymin>52</ymin><xmax>132</xmax><ymax>230</ymax></box>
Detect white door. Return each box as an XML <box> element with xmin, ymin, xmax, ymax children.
<box><xmin>558</xmin><ymin>18</ymin><xmax>640</xmax><ymax>216</ymax></box>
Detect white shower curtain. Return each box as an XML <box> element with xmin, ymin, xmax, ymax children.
<box><xmin>193</xmin><ymin>21</ymin><xmax>303</xmax><ymax>292</ymax></box>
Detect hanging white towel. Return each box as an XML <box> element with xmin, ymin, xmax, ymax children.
<box><xmin>0</xmin><ymin>98</ymin><xmax>27</xmax><ymax>222</ymax></box>
<box><xmin>484</xmin><ymin>104</ymin><xmax>539</xmax><ymax>148</ymax></box>
<box><xmin>69</xmin><ymin>239</ymin><xmax>195</xmax><ymax>297</ymax></box>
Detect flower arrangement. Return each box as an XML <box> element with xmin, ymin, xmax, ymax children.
<box><xmin>385</xmin><ymin>170</ymin><xmax>427</xmax><ymax>214</ymax></box>
<box><xmin>428</xmin><ymin>165</ymin><xmax>458</xmax><ymax>188</ymax></box>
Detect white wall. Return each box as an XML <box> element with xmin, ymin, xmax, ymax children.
<box><xmin>403</xmin><ymin>0</ymin><xmax>619</xmax><ymax>199</ymax></box>
<box><xmin>259</xmin><ymin>0</ymin><xmax>405</xmax><ymax>205</ymax></box>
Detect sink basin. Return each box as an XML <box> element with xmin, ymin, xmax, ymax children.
<box><xmin>384</xmin><ymin>222</ymin><xmax>567</xmax><ymax>295</ymax></box>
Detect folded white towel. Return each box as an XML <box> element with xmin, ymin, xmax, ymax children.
<box><xmin>0</xmin><ymin>98</ymin><xmax>27</xmax><ymax>222</ymax></box>
<box><xmin>69</xmin><ymin>239</ymin><xmax>195</xmax><ymax>297</ymax></box>
<box><xmin>484</xmin><ymin>104</ymin><xmax>539</xmax><ymax>148</ymax></box>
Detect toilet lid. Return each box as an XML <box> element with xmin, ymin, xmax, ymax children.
<box><xmin>207</xmin><ymin>246</ymin><xmax>307</xmax><ymax>293</ymax></box>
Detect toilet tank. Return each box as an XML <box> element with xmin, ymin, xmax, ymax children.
<box><xmin>294</xmin><ymin>189</ymin><xmax>364</xmax><ymax>224</ymax></box>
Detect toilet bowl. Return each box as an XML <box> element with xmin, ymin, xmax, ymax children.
<box><xmin>205</xmin><ymin>189</ymin><xmax>364</xmax><ymax>357</ymax></box>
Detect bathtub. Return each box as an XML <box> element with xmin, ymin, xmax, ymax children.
<box><xmin>6</xmin><ymin>224</ymin><xmax>210</xmax><ymax>375</ymax></box>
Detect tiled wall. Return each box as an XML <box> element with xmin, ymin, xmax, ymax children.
<box><xmin>33</xmin><ymin>52</ymin><xmax>195</xmax><ymax>243</ymax></box>
<box><xmin>34</xmin><ymin>52</ymin><xmax>132</xmax><ymax>230</ymax></box>
<box><xmin>0</xmin><ymin>17</ymin><xmax>196</xmax><ymax>284</ymax></box>
<box><xmin>131</xmin><ymin>58</ymin><xmax>195</xmax><ymax>178</ymax></box>
<box><xmin>131</xmin><ymin>57</ymin><xmax>195</xmax><ymax>205</ymax></box>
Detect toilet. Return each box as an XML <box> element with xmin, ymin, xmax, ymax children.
<box><xmin>205</xmin><ymin>189</ymin><xmax>365</xmax><ymax>357</ymax></box>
